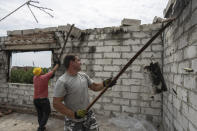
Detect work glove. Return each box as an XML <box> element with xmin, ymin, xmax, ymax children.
<box><xmin>74</xmin><ymin>109</ymin><xmax>87</xmax><ymax>119</ymax></box>
<box><xmin>103</xmin><ymin>77</ymin><xmax>116</xmax><ymax>88</ymax></box>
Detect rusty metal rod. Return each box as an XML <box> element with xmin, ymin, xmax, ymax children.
<box><xmin>86</xmin><ymin>18</ymin><xmax>175</xmax><ymax>111</ymax></box>
<box><xmin>58</xmin><ymin>24</ymin><xmax>74</xmax><ymax>61</ymax></box>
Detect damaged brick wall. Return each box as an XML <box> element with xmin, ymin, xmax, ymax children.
<box><xmin>0</xmin><ymin>23</ymin><xmax>164</xmax><ymax>126</ymax></box>
<box><xmin>162</xmin><ymin>0</ymin><xmax>197</xmax><ymax>130</ymax></box>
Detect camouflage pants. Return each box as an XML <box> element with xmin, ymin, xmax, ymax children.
<box><xmin>64</xmin><ymin>111</ymin><xmax>98</xmax><ymax>131</ymax></box>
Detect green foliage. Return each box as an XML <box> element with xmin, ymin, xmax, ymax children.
<box><xmin>10</xmin><ymin>67</ymin><xmax>49</xmax><ymax>84</ymax></box>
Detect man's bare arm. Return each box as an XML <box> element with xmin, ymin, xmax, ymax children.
<box><xmin>88</xmin><ymin>83</ymin><xmax>104</xmax><ymax>91</ymax></box>
<box><xmin>53</xmin><ymin>97</ymin><xmax>75</xmax><ymax>119</ymax></box>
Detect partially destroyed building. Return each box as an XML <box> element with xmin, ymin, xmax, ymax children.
<box><xmin>0</xmin><ymin>0</ymin><xmax>196</xmax><ymax>130</ymax></box>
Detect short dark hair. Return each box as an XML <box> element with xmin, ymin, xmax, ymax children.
<box><xmin>64</xmin><ymin>55</ymin><xmax>76</xmax><ymax>69</ymax></box>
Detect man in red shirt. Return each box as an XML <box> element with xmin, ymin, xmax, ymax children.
<box><xmin>33</xmin><ymin>63</ymin><xmax>59</xmax><ymax>131</ymax></box>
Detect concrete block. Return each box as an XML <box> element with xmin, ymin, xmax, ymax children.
<box><xmin>188</xmin><ymin>106</ymin><xmax>197</xmax><ymax>127</ymax></box>
<box><xmin>104</xmin><ymin>53</ymin><xmax>121</xmax><ymax>58</ymax></box>
<box><xmin>101</xmin><ymin>97</ymin><xmax>111</xmax><ymax>103</ymax></box>
<box><xmin>184</xmin><ymin>75</ymin><xmax>196</xmax><ymax>89</ymax></box>
<box><xmin>104</xmin><ymin>40</ymin><xmax>121</xmax><ymax>46</ymax></box>
<box><xmin>92</xmin><ymin>103</ymin><xmax>101</xmax><ymax>109</ymax></box>
<box><xmin>131</xmin><ymin>72</ymin><xmax>144</xmax><ymax>79</ymax></box>
<box><xmin>123</xmin><ymin>39</ymin><xmax>140</xmax><ymax>45</ymax></box>
<box><xmin>141</xmin><ymin>108</ymin><xmax>161</xmax><ymax>115</ymax></box>
<box><xmin>121</xmin><ymin>18</ymin><xmax>141</xmax><ymax>26</ymax></box>
<box><xmin>112</xmin><ymin>59</ymin><xmax>127</xmax><ymax>65</ymax></box>
<box><xmin>122</xmin><ymin>52</ymin><xmax>136</xmax><ymax>59</ymax></box>
<box><xmin>184</xmin><ymin>46</ymin><xmax>197</xmax><ymax>59</ymax></box>
<box><xmin>95</xmin><ymin>72</ymin><xmax>111</xmax><ymax>77</ymax></box>
<box><xmin>189</xmin><ymin>122</ymin><xmax>197</xmax><ymax>131</ymax></box>
<box><xmin>103</xmin><ymin>105</ymin><xmax>120</xmax><ymax>111</ymax></box>
<box><xmin>23</xmin><ymin>29</ymin><xmax>34</xmax><ymax>35</ymax></box>
<box><xmin>92</xmin><ymin>65</ymin><xmax>103</xmax><ymax>71</ymax></box>
<box><xmin>132</xmin><ymin>32</ymin><xmax>151</xmax><ymax>38</ymax></box>
<box><xmin>174</xmin><ymin>74</ymin><xmax>183</xmax><ymax>86</ymax></box>
<box><xmin>104</xmin><ymin>65</ymin><xmax>120</xmax><ymax>71</ymax></box>
<box><xmin>122</xmin><ymin>25</ymin><xmax>140</xmax><ymax>32</ymax></box>
<box><xmin>7</xmin><ymin>30</ymin><xmax>22</xmax><ymax>36</ymax></box>
<box><xmin>191</xmin><ymin>58</ymin><xmax>197</xmax><ymax>72</ymax></box>
<box><xmin>122</xmin><ymin>92</ymin><xmax>138</xmax><ymax>99</ymax></box>
<box><xmin>122</xmin><ymin>106</ymin><xmax>140</xmax><ymax>113</ymax></box>
<box><xmin>88</xmin><ymin>41</ymin><xmax>103</xmax><ymax>46</ymax></box>
<box><xmin>95</xmin><ymin>59</ymin><xmax>112</xmax><ymax>65</ymax></box>
<box><xmin>113</xmin><ymin>46</ymin><xmax>131</xmax><ymax>52</ymax></box>
<box><xmin>189</xmin><ymin>91</ymin><xmax>197</xmax><ymax>109</ymax></box>
<box><xmin>112</xmin><ymin>98</ymin><xmax>129</xmax><ymax>105</ymax></box>
<box><xmin>178</xmin><ymin>61</ymin><xmax>190</xmax><ymax>74</ymax></box>
<box><xmin>96</xmin><ymin>46</ymin><xmax>112</xmax><ymax>52</ymax></box>
<box><xmin>104</xmin><ymin>91</ymin><xmax>120</xmax><ymax>97</ymax></box>
<box><xmin>122</xmin><ymin>79</ymin><xmax>141</xmax><ymax>86</ymax></box>
<box><xmin>42</xmin><ymin>27</ymin><xmax>57</xmax><ymax>32</ymax></box>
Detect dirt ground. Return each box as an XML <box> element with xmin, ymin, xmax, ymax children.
<box><xmin>0</xmin><ymin>112</ymin><xmax>123</xmax><ymax>131</ymax></box>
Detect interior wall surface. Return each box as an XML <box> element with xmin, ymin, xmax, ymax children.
<box><xmin>162</xmin><ymin>0</ymin><xmax>197</xmax><ymax>130</ymax></box>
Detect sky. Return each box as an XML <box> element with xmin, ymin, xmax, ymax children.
<box><xmin>0</xmin><ymin>0</ymin><xmax>169</xmax><ymax>67</ymax></box>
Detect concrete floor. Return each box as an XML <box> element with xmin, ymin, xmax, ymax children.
<box><xmin>0</xmin><ymin>112</ymin><xmax>123</xmax><ymax>131</ymax></box>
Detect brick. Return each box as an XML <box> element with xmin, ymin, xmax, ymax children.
<box><xmin>184</xmin><ymin>46</ymin><xmax>197</xmax><ymax>59</ymax></box>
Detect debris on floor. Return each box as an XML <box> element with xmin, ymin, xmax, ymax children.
<box><xmin>0</xmin><ymin>108</ymin><xmax>12</xmax><ymax>117</ymax></box>
<box><xmin>108</xmin><ymin>115</ymin><xmax>157</xmax><ymax>131</ymax></box>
